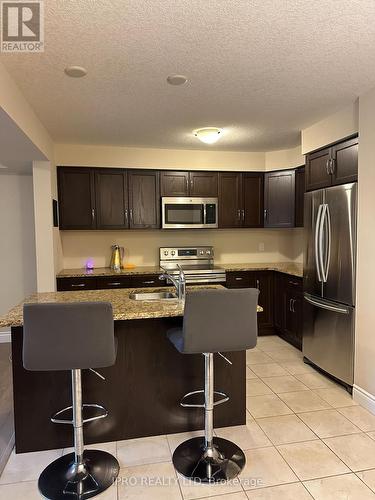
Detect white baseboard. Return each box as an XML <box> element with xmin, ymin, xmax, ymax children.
<box><xmin>353</xmin><ymin>384</ymin><xmax>375</xmax><ymax>415</ymax></box>
<box><xmin>0</xmin><ymin>331</ymin><xmax>11</xmax><ymax>343</ymax></box>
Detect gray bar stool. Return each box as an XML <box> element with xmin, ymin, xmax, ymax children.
<box><xmin>167</xmin><ymin>288</ymin><xmax>259</xmax><ymax>483</ymax></box>
<box><xmin>23</xmin><ymin>302</ymin><xmax>119</xmax><ymax>500</ymax></box>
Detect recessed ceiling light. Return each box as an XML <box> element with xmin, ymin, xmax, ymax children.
<box><xmin>0</xmin><ymin>165</ymin><xmax>8</xmax><ymax>169</ymax></box>
<box><xmin>194</xmin><ymin>127</ymin><xmax>223</xmax><ymax>145</ymax></box>
<box><xmin>167</xmin><ymin>74</ymin><xmax>188</xmax><ymax>86</ymax></box>
<box><xmin>64</xmin><ymin>66</ymin><xmax>87</xmax><ymax>78</ymax></box>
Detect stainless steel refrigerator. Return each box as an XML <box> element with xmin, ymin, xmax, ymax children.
<box><xmin>303</xmin><ymin>182</ymin><xmax>357</xmax><ymax>387</ymax></box>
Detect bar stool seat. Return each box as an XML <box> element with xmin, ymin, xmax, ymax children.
<box><xmin>23</xmin><ymin>302</ymin><xmax>120</xmax><ymax>500</ymax></box>
<box><xmin>167</xmin><ymin>288</ymin><xmax>259</xmax><ymax>484</ymax></box>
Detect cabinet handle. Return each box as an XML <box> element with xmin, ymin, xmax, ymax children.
<box><xmin>91</xmin><ymin>208</ymin><xmax>95</xmax><ymax>222</ymax></box>
<box><xmin>142</xmin><ymin>280</ymin><xmax>155</xmax><ymax>284</ymax></box>
<box><xmin>256</xmin><ymin>279</ymin><xmax>260</xmax><ymax>290</ymax></box>
<box><xmin>185</xmin><ymin>177</ymin><xmax>189</xmax><ymax>192</ymax></box>
<box><xmin>130</xmin><ymin>209</ymin><xmax>134</xmax><ymax>222</ymax></box>
<box><xmin>125</xmin><ymin>209</ymin><xmax>129</xmax><ymax>225</ymax></box>
<box><xmin>292</xmin><ymin>299</ymin><xmax>296</xmax><ymax>312</ymax></box>
<box><xmin>71</xmin><ymin>283</ymin><xmax>86</xmax><ymax>288</ymax></box>
<box><xmin>289</xmin><ymin>298</ymin><xmax>293</xmax><ymax>312</ymax></box>
<box><xmin>264</xmin><ymin>209</ymin><xmax>268</xmax><ymax>221</ymax></box>
<box><xmin>241</xmin><ymin>209</ymin><xmax>245</xmax><ymax>221</ymax></box>
<box><xmin>237</xmin><ymin>209</ymin><xmax>241</xmax><ymax>221</ymax></box>
<box><xmin>107</xmin><ymin>282</ymin><xmax>122</xmax><ymax>286</ymax></box>
<box><xmin>235</xmin><ymin>277</ymin><xmax>243</xmax><ymax>281</ymax></box>
<box><xmin>288</xmin><ymin>280</ymin><xmax>299</xmax><ymax>286</ymax></box>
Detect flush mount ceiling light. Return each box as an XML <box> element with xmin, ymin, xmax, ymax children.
<box><xmin>167</xmin><ymin>74</ymin><xmax>188</xmax><ymax>86</ymax></box>
<box><xmin>193</xmin><ymin>127</ymin><xmax>222</xmax><ymax>145</ymax></box>
<box><xmin>64</xmin><ymin>66</ymin><xmax>87</xmax><ymax>78</ymax></box>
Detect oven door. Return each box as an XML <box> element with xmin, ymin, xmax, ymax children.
<box><xmin>162</xmin><ymin>197</ymin><xmax>218</xmax><ymax>229</ymax></box>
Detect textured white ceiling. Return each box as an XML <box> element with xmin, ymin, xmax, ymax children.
<box><xmin>1</xmin><ymin>0</ymin><xmax>375</xmax><ymax>151</ymax></box>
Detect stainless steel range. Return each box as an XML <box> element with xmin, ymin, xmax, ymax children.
<box><xmin>159</xmin><ymin>246</ymin><xmax>226</xmax><ymax>284</ymax></box>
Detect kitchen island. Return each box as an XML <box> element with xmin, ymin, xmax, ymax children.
<box><xmin>1</xmin><ymin>287</ymin><xmax>262</xmax><ymax>454</ymax></box>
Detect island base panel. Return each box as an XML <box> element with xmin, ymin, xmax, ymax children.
<box><xmin>11</xmin><ymin>318</ymin><xmax>246</xmax><ymax>453</ymax></box>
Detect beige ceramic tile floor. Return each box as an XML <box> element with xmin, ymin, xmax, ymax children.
<box><xmin>2</xmin><ymin>336</ymin><xmax>375</xmax><ymax>499</ymax></box>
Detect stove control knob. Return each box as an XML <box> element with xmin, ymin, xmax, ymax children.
<box><xmin>199</xmin><ymin>250</ymin><xmax>204</xmax><ymax>255</ymax></box>
<box><xmin>171</xmin><ymin>250</ymin><xmax>176</xmax><ymax>256</ymax></box>
<box><xmin>206</xmin><ymin>250</ymin><xmax>211</xmax><ymax>255</ymax></box>
<box><xmin>164</xmin><ymin>250</ymin><xmax>169</xmax><ymax>256</ymax></box>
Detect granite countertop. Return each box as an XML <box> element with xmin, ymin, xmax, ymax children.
<box><xmin>0</xmin><ymin>286</ymin><xmax>263</xmax><ymax>328</ymax></box>
<box><xmin>57</xmin><ymin>262</ymin><xmax>303</xmax><ymax>278</ymax></box>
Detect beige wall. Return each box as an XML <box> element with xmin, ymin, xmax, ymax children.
<box><xmin>0</xmin><ymin>174</ymin><xmax>37</xmax><ymax>317</ymax></box>
<box><xmin>265</xmin><ymin>146</ymin><xmax>305</xmax><ymax>170</ymax></box>
<box><xmin>0</xmin><ymin>62</ymin><xmax>53</xmax><ymax>161</ymax></box>
<box><xmin>54</xmin><ymin>144</ymin><xmax>265</xmax><ymax>171</ymax></box>
<box><xmin>301</xmin><ymin>101</ymin><xmax>359</xmax><ymax>154</ymax></box>
<box><xmin>61</xmin><ymin>228</ymin><xmax>301</xmax><ymax>269</ymax></box>
<box><xmin>354</xmin><ymin>88</ymin><xmax>375</xmax><ymax>400</ymax></box>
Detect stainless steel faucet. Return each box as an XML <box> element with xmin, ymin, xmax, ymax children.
<box><xmin>159</xmin><ymin>265</ymin><xmax>186</xmax><ymax>300</ymax></box>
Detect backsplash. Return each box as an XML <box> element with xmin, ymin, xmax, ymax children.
<box><xmin>60</xmin><ymin>228</ymin><xmax>304</xmax><ymax>270</ymax></box>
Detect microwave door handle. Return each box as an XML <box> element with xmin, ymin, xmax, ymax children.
<box><xmin>203</xmin><ymin>204</ymin><xmax>207</xmax><ymax>224</ymax></box>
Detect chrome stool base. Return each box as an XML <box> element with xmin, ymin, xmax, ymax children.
<box><xmin>172</xmin><ymin>436</ymin><xmax>245</xmax><ymax>483</ymax></box>
<box><xmin>38</xmin><ymin>450</ymin><xmax>119</xmax><ymax>500</ymax></box>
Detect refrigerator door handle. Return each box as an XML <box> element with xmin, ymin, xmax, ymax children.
<box><xmin>315</xmin><ymin>204</ymin><xmax>324</xmax><ymax>282</ymax></box>
<box><xmin>322</xmin><ymin>204</ymin><xmax>332</xmax><ymax>283</ymax></box>
<box><xmin>304</xmin><ymin>293</ymin><xmax>350</xmax><ymax>315</ymax></box>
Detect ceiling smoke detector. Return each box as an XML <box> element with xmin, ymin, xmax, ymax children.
<box><xmin>193</xmin><ymin>127</ymin><xmax>223</xmax><ymax>145</ymax></box>
<box><xmin>64</xmin><ymin>66</ymin><xmax>88</xmax><ymax>78</ymax></box>
<box><xmin>167</xmin><ymin>74</ymin><xmax>188</xmax><ymax>86</ymax></box>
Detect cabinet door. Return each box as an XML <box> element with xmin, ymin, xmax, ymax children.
<box><xmin>254</xmin><ymin>272</ymin><xmax>274</xmax><ymax>330</ymax></box>
<box><xmin>128</xmin><ymin>170</ymin><xmax>160</xmax><ymax>229</ymax></box>
<box><xmin>332</xmin><ymin>137</ymin><xmax>358</xmax><ymax>186</ymax></box>
<box><xmin>295</xmin><ymin>166</ymin><xmax>305</xmax><ymax>228</ymax></box>
<box><xmin>95</xmin><ymin>169</ymin><xmax>128</xmax><ymax>229</ymax></box>
<box><xmin>160</xmin><ymin>171</ymin><xmax>189</xmax><ymax>196</ymax></box>
<box><xmin>305</xmin><ymin>147</ymin><xmax>331</xmax><ymax>191</ymax></box>
<box><xmin>58</xmin><ymin>167</ymin><xmax>96</xmax><ymax>229</ymax></box>
<box><xmin>131</xmin><ymin>275</ymin><xmax>166</xmax><ymax>288</ymax></box>
<box><xmin>190</xmin><ymin>171</ymin><xmax>218</xmax><ymax>197</ymax></box>
<box><xmin>218</xmin><ymin>173</ymin><xmax>242</xmax><ymax>228</ymax></box>
<box><xmin>96</xmin><ymin>276</ymin><xmax>133</xmax><ymax>289</ymax></box>
<box><xmin>243</xmin><ymin>173</ymin><xmax>264</xmax><ymax>227</ymax></box>
<box><xmin>264</xmin><ymin>170</ymin><xmax>295</xmax><ymax>228</ymax></box>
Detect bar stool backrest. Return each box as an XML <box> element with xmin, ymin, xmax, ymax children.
<box><xmin>23</xmin><ymin>302</ymin><xmax>115</xmax><ymax>371</ymax></box>
<box><xmin>182</xmin><ymin>288</ymin><xmax>259</xmax><ymax>354</ymax></box>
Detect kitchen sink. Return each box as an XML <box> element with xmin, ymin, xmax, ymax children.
<box><xmin>129</xmin><ymin>291</ymin><xmax>179</xmax><ymax>301</ymax></box>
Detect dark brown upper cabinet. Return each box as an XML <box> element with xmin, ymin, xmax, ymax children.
<box><xmin>331</xmin><ymin>137</ymin><xmax>358</xmax><ymax>186</ymax></box>
<box><xmin>219</xmin><ymin>172</ymin><xmax>264</xmax><ymax>228</ymax></box>
<box><xmin>305</xmin><ymin>136</ymin><xmax>358</xmax><ymax>191</ymax></box>
<box><xmin>160</xmin><ymin>171</ymin><xmax>189</xmax><ymax>196</ymax></box>
<box><xmin>95</xmin><ymin>169</ymin><xmax>128</xmax><ymax>229</ymax></box>
<box><xmin>160</xmin><ymin>170</ymin><xmax>218</xmax><ymax>197</ymax></box>
<box><xmin>295</xmin><ymin>166</ymin><xmax>305</xmax><ymax>228</ymax></box>
<box><xmin>264</xmin><ymin>170</ymin><xmax>295</xmax><ymax>228</ymax></box>
<box><xmin>218</xmin><ymin>172</ymin><xmax>243</xmax><ymax>228</ymax></box>
<box><xmin>128</xmin><ymin>170</ymin><xmax>160</xmax><ymax>229</ymax></box>
<box><xmin>242</xmin><ymin>173</ymin><xmax>264</xmax><ymax>227</ymax></box>
<box><xmin>58</xmin><ymin>167</ymin><xmax>96</xmax><ymax>230</ymax></box>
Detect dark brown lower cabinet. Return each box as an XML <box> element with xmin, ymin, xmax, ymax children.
<box><xmin>226</xmin><ymin>271</ymin><xmax>273</xmax><ymax>335</ymax></box>
<box><xmin>227</xmin><ymin>270</ymin><xmax>303</xmax><ymax>348</ymax></box>
<box><xmin>274</xmin><ymin>273</ymin><xmax>303</xmax><ymax>350</ymax></box>
<box><xmin>57</xmin><ymin>274</ymin><xmax>165</xmax><ymax>291</ymax></box>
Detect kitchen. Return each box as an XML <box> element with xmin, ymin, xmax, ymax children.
<box><xmin>1</xmin><ymin>1</ymin><xmax>375</xmax><ymax>499</ymax></box>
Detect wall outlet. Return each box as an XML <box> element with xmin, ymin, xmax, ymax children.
<box><xmin>258</xmin><ymin>242</ymin><xmax>265</xmax><ymax>252</ymax></box>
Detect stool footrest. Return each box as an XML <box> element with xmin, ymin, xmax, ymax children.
<box><xmin>180</xmin><ymin>390</ymin><xmax>229</xmax><ymax>408</ymax></box>
<box><xmin>51</xmin><ymin>404</ymin><xmax>108</xmax><ymax>425</ymax></box>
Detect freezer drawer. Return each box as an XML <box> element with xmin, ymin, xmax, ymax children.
<box><xmin>303</xmin><ymin>293</ymin><xmax>354</xmax><ymax>386</ymax></box>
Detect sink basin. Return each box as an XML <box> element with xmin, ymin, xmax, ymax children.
<box><xmin>129</xmin><ymin>291</ymin><xmax>179</xmax><ymax>301</ymax></box>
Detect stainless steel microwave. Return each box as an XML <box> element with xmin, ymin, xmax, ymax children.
<box><xmin>161</xmin><ymin>197</ymin><xmax>218</xmax><ymax>229</ymax></box>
